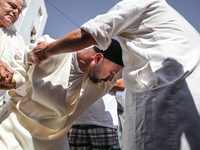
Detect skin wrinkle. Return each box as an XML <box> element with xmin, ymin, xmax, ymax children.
<box><xmin>0</xmin><ymin>0</ymin><xmax>22</xmax><ymax>88</ymax></box>
<box><xmin>0</xmin><ymin>0</ymin><xmax>22</xmax><ymax>28</ymax></box>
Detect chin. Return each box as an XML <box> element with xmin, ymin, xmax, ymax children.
<box><xmin>89</xmin><ymin>77</ymin><xmax>98</xmax><ymax>83</ymax></box>
<box><xmin>91</xmin><ymin>80</ymin><xmax>99</xmax><ymax>83</ymax></box>
<box><xmin>4</xmin><ymin>19</ymin><xmax>14</xmax><ymax>27</ymax></box>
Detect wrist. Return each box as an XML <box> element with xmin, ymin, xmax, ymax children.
<box><xmin>44</xmin><ymin>43</ymin><xmax>51</xmax><ymax>58</ymax></box>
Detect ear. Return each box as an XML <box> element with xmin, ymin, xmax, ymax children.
<box><xmin>94</xmin><ymin>53</ymin><xmax>104</xmax><ymax>64</ymax></box>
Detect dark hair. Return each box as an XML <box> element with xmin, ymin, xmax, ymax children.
<box><xmin>93</xmin><ymin>39</ymin><xmax>124</xmax><ymax>67</ymax></box>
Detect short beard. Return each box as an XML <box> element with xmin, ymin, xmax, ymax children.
<box><xmin>89</xmin><ymin>76</ymin><xmax>99</xmax><ymax>83</ymax></box>
<box><xmin>88</xmin><ymin>65</ymin><xmax>101</xmax><ymax>83</ymax></box>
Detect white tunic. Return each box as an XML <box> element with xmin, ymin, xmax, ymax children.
<box><xmin>81</xmin><ymin>0</ymin><xmax>200</xmax><ymax>149</ymax></box>
<box><xmin>0</xmin><ymin>35</ymin><xmax>121</xmax><ymax>150</ymax></box>
<box><xmin>0</xmin><ymin>28</ymin><xmax>26</xmax><ymax>109</ymax></box>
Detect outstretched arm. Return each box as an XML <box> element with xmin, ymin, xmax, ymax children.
<box><xmin>33</xmin><ymin>29</ymin><xmax>97</xmax><ymax>65</ymax></box>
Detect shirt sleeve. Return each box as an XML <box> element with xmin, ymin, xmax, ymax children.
<box><xmin>81</xmin><ymin>0</ymin><xmax>143</xmax><ymax>50</ymax></box>
<box><xmin>12</xmin><ymin>34</ymin><xmax>29</xmax><ymax>89</ymax></box>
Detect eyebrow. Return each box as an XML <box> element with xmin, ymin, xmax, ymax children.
<box><xmin>8</xmin><ymin>2</ymin><xmax>22</xmax><ymax>13</ymax></box>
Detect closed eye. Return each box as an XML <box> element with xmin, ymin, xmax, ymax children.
<box><xmin>111</xmin><ymin>70</ymin><xmax>117</xmax><ymax>75</ymax></box>
<box><xmin>8</xmin><ymin>2</ymin><xmax>17</xmax><ymax>9</ymax></box>
<box><xmin>8</xmin><ymin>2</ymin><xmax>22</xmax><ymax>14</ymax></box>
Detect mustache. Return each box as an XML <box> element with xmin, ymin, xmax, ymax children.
<box><xmin>101</xmin><ymin>78</ymin><xmax>108</xmax><ymax>82</ymax></box>
<box><xmin>89</xmin><ymin>77</ymin><xmax>108</xmax><ymax>83</ymax></box>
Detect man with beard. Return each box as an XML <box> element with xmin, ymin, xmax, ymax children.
<box><xmin>33</xmin><ymin>0</ymin><xmax>200</xmax><ymax>149</ymax></box>
<box><xmin>0</xmin><ymin>36</ymin><xmax>124</xmax><ymax>150</ymax></box>
<box><xmin>0</xmin><ymin>0</ymin><xmax>25</xmax><ymax>110</ymax></box>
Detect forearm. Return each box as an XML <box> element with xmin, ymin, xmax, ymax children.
<box><xmin>46</xmin><ymin>29</ymin><xmax>97</xmax><ymax>56</ymax></box>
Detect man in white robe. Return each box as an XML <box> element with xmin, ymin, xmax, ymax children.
<box><xmin>33</xmin><ymin>0</ymin><xmax>200</xmax><ymax>149</ymax></box>
<box><xmin>0</xmin><ymin>0</ymin><xmax>26</xmax><ymax>109</ymax></box>
<box><xmin>0</xmin><ymin>36</ymin><xmax>123</xmax><ymax>150</ymax></box>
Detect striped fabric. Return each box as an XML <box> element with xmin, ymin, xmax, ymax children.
<box><xmin>68</xmin><ymin>125</ymin><xmax>121</xmax><ymax>150</ymax></box>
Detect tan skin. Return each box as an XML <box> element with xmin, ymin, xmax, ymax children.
<box><xmin>2</xmin><ymin>40</ymin><xmax>123</xmax><ymax>89</ymax></box>
<box><xmin>35</xmin><ymin>41</ymin><xmax>123</xmax><ymax>83</ymax></box>
<box><xmin>110</xmin><ymin>78</ymin><xmax>125</xmax><ymax>92</ymax></box>
<box><xmin>77</xmin><ymin>47</ymin><xmax>123</xmax><ymax>83</ymax></box>
<box><xmin>33</xmin><ymin>29</ymin><xmax>97</xmax><ymax>65</ymax></box>
<box><xmin>0</xmin><ymin>0</ymin><xmax>23</xmax><ymax>89</ymax></box>
<box><xmin>33</xmin><ymin>30</ymin><xmax>123</xmax><ymax>83</ymax></box>
<box><xmin>0</xmin><ymin>60</ymin><xmax>15</xmax><ymax>89</ymax></box>
<box><xmin>0</xmin><ymin>0</ymin><xmax>23</xmax><ymax>28</ymax></box>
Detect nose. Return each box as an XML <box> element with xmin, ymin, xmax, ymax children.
<box><xmin>12</xmin><ymin>9</ymin><xmax>20</xmax><ymax>20</ymax></box>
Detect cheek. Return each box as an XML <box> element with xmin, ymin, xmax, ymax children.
<box><xmin>0</xmin><ymin>9</ymin><xmax>5</xmax><ymax>17</ymax></box>
<box><xmin>100</xmin><ymin>66</ymin><xmax>111</xmax><ymax>78</ymax></box>
<box><xmin>13</xmin><ymin>17</ymin><xmax>18</xmax><ymax>23</ymax></box>
<box><xmin>99</xmin><ymin>71</ymin><xmax>109</xmax><ymax>79</ymax></box>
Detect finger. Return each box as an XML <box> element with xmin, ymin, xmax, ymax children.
<box><xmin>4</xmin><ymin>64</ymin><xmax>13</xmax><ymax>74</ymax></box>
<box><xmin>0</xmin><ymin>71</ymin><xmax>2</xmax><ymax>80</ymax></box>
<box><xmin>0</xmin><ymin>84</ymin><xmax>15</xmax><ymax>90</ymax></box>
<box><xmin>37</xmin><ymin>42</ymin><xmax>42</xmax><ymax>45</ymax></box>
<box><xmin>6</xmin><ymin>72</ymin><xmax>13</xmax><ymax>84</ymax></box>
<box><xmin>33</xmin><ymin>57</ymin><xmax>40</xmax><ymax>66</ymax></box>
<box><xmin>0</xmin><ymin>61</ymin><xmax>12</xmax><ymax>83</ymax></box>
<box><xmin>4</xmin><ymin>82</ymin><xmax>16</xmax><ymax>87</ymax></box>
<box><xmin>0</xmin><ymin>65</ymin><xmax>6</xmax><ymax>78</ymax></box>
<box><xmin>2</xmin><ymin>78</ymin><xmax>16</xmax><ymax>89</ymax></box>
<box><xmin>0</xmin><ymin>77</ymin><xmax>6</xmax><ymax>84</ymax></box>
<box><xmin>4</xmin><ymin>65</ymin><xmax>14</xmax><ymax>84</ymax></box>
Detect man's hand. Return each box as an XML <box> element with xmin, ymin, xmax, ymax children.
<box><xmin>110</xmin><ymin>79</ymin><xmax>125</xmax><ymax>92</ymax></box>
<box><xmin>0</xmin><ymin>60</ymin><xmax>14</xmax><ymax>84</ymax></box>
<box><xmin>33</xmin><ymin>41</ymin><xmax>50</xmax><ymax>65</ymax></box>
<box><xmin>0</xmin><ymin>79</ymin><xmax>16</xmax><ymax>90</ymax></box>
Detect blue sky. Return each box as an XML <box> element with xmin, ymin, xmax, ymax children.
<box><xmin>43</xmin><ymin>0</ymin><xmax>200</xmax><ymax>39</ymax></box>
<box><xmin>43</xmin><ymin>0</ymin><xmax>200</xmax><ymax>98</ymax></box>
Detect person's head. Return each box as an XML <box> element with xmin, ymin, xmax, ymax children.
<box><xmin>0</xmin><ymin>0</ymin><xmax>23</xmax><ymax>28</ymax></box>
<box><xmin>87</xmin><ymin>39</ymin><xmax>124</xmax><ymax>83</ymax></box>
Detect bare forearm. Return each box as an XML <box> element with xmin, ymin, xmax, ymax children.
<box><xmin>33</xmin><ymin>29</ymin><xmax>97</xmax><ymax>65</ymax></box>
<box><xmin>46</xmin><ymin>29</ymin><xmax>97</xmax><ymax>56</ymax></box>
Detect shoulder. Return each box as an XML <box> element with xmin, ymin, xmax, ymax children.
<box><xmin>4</xmin><ymin>28</ymin><xmax>25</xmax><ymax>49</ymax></box>
<box><xmin>4</xmin><ymin>28</ymin><xmax>23</xmax><ymax>41</ymax></box>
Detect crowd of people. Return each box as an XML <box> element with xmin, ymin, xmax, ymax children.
<box><xmin>0</xmin><ymin>0</ymin><xmax>200</xmax><ymax>150</ymax></box>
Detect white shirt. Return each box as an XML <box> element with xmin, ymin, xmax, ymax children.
<box><xmin>74</xmin><ymin>91</ymin><xmax>118</xmax><ymax>129</ymax></box>
<box><xmin>81</xmin><ymin>0</ymin><xmax>200</xmax><ymax>149</ymax></box>
<box><xmin>68</xmin><ymin>54</ymin><xmax>118</xmax><ymax>129</ymax></box>
<box><xmin>0</xmin><ymin>28</ymin><xmax>26</xmax><ymax>109</ymax></box>
<box><xmin>0</xmin><ymin>35</ymin><xmax>121</xmax><ymax>150</ymax></box>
